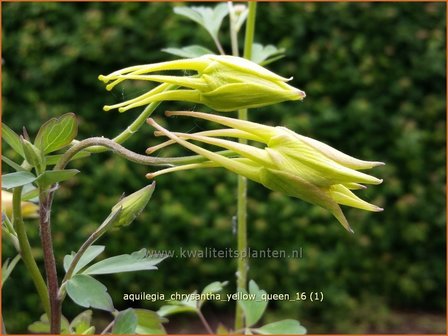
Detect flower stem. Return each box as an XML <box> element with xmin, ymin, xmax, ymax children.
<box><xmin>234</xmin><ymin>1</ymin><xmax>257</xmax><ymax>332</ymax></box>
<box><xmin>38</xmin><ymin>189</ymin><xmax>61</xmax><ymax>334</ymax></box>
<box><xmin>55</xmin><ymin>137</ymin><xmax>217</xmax><ymax>171</ymax></box>
<box><xmin>73</xmin><ymin>84</ymin><xmax>178</xmax><ymax>154</ymax></box>
<box><xmin>12</xmin><ymin>187</ymin><xmax>51</xmax><ymax>319</ymax></box>
<box><xmin>58</xmin><ymin>209</ymin><xmax>122</xmax><ymax>299</ymax></box>
<box><xmin>228</xmin><ymin>2</ymin><xmax>239</xmax><ymax>57</ymax></box>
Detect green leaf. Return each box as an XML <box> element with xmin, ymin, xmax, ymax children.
<box><xmin>251</xmin><ymin>43</ymin><xmax>285</xmax><ymax>65</ymax></box>
<box><xmin>260</xmin><ymin>54</ymin><xmax>286</xmax><ymax>67</ymax></box>
<box><xmin>2</xmin><ymin>171</ymin><xmax>36</xmax><ymax>190</ymax></box>
<box><xmin>70</xmin><ymin>310</ymin><xmax>95</xmax><ymax>335</ymax></box>
<box><xmin>134</xmin><ymin>309</ymin><xmax>167</xmax><ymax>334</ymax></box>
<box><xmin>46</xmin><ymin>150</ymin><xmax>91</xmax><ymax>166</ymax></box>
<box><xmin>199</xmin><ymin>280</ymin><xmax>228</xmax><ymax>307</ymax></box>
<box><xmin>2</xmin><ymin>155</ymin><xmax>26</xmax><ymax>172</ymax></box>
<box><xmin>21</xmin><ymin>185</ymin><xmax>39</xmax><ymax>202</ymax></box>
<box><xmin>66</xmin><ymin>274</ymin><xmax>114</xmax><ymax>312</ymax></box>
<box><xmin>2</xmin><ymin>255</ymin><xmax>21</xmax><ymax>285</ymax></box>
<box><xmin>162</xmin><ymin>45</ymin><xmax>214</xmax><ymax>59</ymax></box>
<box><xmin>252</xmin><ymin>319</ymin><xmax>307</xmax><ymax>335</ymax></box>
<box><xmin>82</xmin><ymin>248</ymin><xmax>165</xmax><ymax>275</ymax></box>
<box><xmin>34</xmin><ymin>112</ymin><xmax>78</xmax><ymax>154</ymax></box>
<box><xmin>35</xmin><ymin>169</ymin><xmax>79</xmax><ymax>189</ymax></box>
<box><xmin>237</xmin><ymin>280</ymin><xmax>268</xmax><ymax>327</ymax></box>
<box><xmin>21</xmin><ymin>138</ymin><xmax>45</xmax><ymax>173</ymax></box>
<box><xmin>112</xmin><ymin>308</ymin><xmax>138</xmax><ymax>334</ymax></box>
<box><xmin>174</xmin><ymin>3</ymin><xmax>228</xmax><ymax>42</ymax></box>
<box><xmin>157</xmin><ymin>304</ymin><xmax>197</xmax><ymax>317</ymax></box>
<box><xmin>28</xmin><ymin>314</ymin><xmax>71</xmax><ymax>334</ymax></box>
<box><xmin>64</xmin><ymin>245</ymin><xmax>105</xmax><ymax>275</ymax></box>
<box><xmin>158</xmin><ymin>290</ymin><xmax>199</xmax><ymax>317</ymax></box>
<box><xmin>81</xmin><ymin>326</ymin><xmax>95</xmax><ymax>334</ymax></box>
<box><xmin>2</xmin><ymin>123</ymin><xmax>24</xmax><ymax>158</ymax></box>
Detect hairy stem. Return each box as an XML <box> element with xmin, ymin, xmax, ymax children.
<box><xmin>12</xmin><ymin>187</ymin><xmax>51</xmax><ymax>318</ymax></box>
<box><xmin>38</xmin><ymin>190</ymin><xmax>61</xmax><ymax>334</ymax></box>
<box><xmin>235</xmin><ymin>1</ymin><xmax>257</xmax><ymax>332</ymax></box>
<box><xmin>55</xmin><ymin>137</ymin><xmax>216</xmax><ymax>171</ymax></box>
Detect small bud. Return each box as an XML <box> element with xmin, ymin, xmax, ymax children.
<box><xmin>111</xmin><ymin>183</ymin><xmax>156</xmax><ymax>228</ymax></box>
<box><xmin>20</xmin><ymin>137</ymin><xmax>45</xmax><ymax>174</ymax></box>
<box><xmin>99</xmin><ymin>55</ymin><xmax>305</xmax><ymax>113</ymax></box>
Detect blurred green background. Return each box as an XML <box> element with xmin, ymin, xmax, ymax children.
<box><xmin>2</xmin><ymin>2</ymin><xmax>446</xmax><ymax>334</ymax></box>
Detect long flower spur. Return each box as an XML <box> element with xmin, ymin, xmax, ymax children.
<box><xmin>145</xmin><ymin>112</ymin><xmax>384</xmax><ymax>233</ymax></box>
<box><xmin>98</xmin><ymin>55</ymin><xmax>305</xmax><ymax>113</ymax></box>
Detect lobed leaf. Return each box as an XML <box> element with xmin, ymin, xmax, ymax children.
<box><xmin>251</xmin><ymin>43</ymin><xmax>286</xmax><ymax>65</ymax></box>
<box><xmin>82</xmin><ymin>248</ymin><xmax>165</xmax><ymax>275</ymax></box>
<box><xmin>174</xmin><ymin>3</ymin><xmax>228</xmax><ymax>41</ymax></box>
<box><xmin>237</xmin><ymin>280</ymin><xmax>268</xmax><ymax>327</ymax></box>
<box><xmin>252</xmin><ymin>319</ymin><xmax>307</xmax><ymax>335</ymax></box>
<box><xmin>66</xmin><ymin>274</ymin><xmax>114</xmax><ymax>312</ymax></box>
<box><xmin>134</xmin><ymin>309</ymin><xmax>167</xmax><ymax>334</ymax></box>
<box><xmin>112</xmin><ymin>308</ymin><xmax>138</xmax><ymax>334</ymax></box>
<box><xmin>64</xmin><ymin>245</ymin><xmax>105</xmax><ymax>275</ymax></box>
<box><xmin>199</xmin><ymin>280</ymin><xmax>228</xmax><ymax>308</ymax></box>
<box><xmin>157</xmin><ymin>304</ymin><xmax>197</xmax><ymax>317</ymax></box>
<box><xmin>162</xmin><ymin>45</ymin><xmax>214</xmax><ymax>59</ymax></box>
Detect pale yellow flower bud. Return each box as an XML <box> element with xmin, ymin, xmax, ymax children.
<box><xmin>146</xmin><ymin>113</ymin><xmax>384</xmax><ymax>232</ymax></box>
<box><xmin>99</xmin><ymin>55</ymin><xmax>305</xmax><ymax>112</ymax></box>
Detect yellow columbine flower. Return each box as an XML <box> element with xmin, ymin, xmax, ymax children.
<box><xmin>146</xmin><ymin>112</ymin><xmax>384</xmax><ymax>233</ymax></box>
<box><xmin>98</xmin><ymin>55</ymin><xmax>305</xmax><ymax>112</ymax></box>
<box><xmin>2</xmin><ymin>190</ymin><xmax>39</xmax><ymax>219</ymax></box>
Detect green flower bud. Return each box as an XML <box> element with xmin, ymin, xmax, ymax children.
<box><xmin>111</xmin><ymin>183</ymin><xmax>155</xmax><ymax>228</ymax></box>
<box><xmin>147</xmin><ymin>113</ymin><xmax>384</xmax><ymax>233</ymax></box>
<box><xmin>98</xmin><ymin>55</ymin><xmax>305</xmax><ymax>112</ymax></box>
<box><xmin>21</xmin><ymin>137</ymin><xmax>45</xmax><ymax>174</ymax></box>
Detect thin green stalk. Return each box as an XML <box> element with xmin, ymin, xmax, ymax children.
<box><xmin>58</xmin><ymin>209</ymin><xmax>122</xmax><ymax>299</ymax></box>
<box><xmin>12</xmin><ymin>187</ymin><xmax>51</xmax><ymax>318</ymax></box>
<box><xmin>213</xmin><ymin>35</ymin><xmax>226</xmax><ymax>55</ymax></box>
<box><xmin>235</xmin><ymin>1</ymin><xmax>257</xmax><ymax>332</ymax></box>
<box><xmin>228</xmin><ymin>2</ymin><xmax>239</xmax><ymax>57</ymax></box>
<box><xmin>74</xmin><ymin>84</ymin><xmax>178</xmax><ymax>153</ymax></box>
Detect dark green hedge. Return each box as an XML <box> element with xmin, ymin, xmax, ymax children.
<box><xmin>2</xmin><ymin>2</ymin><xmax>446</xmax><ymax>333</ymax></box>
